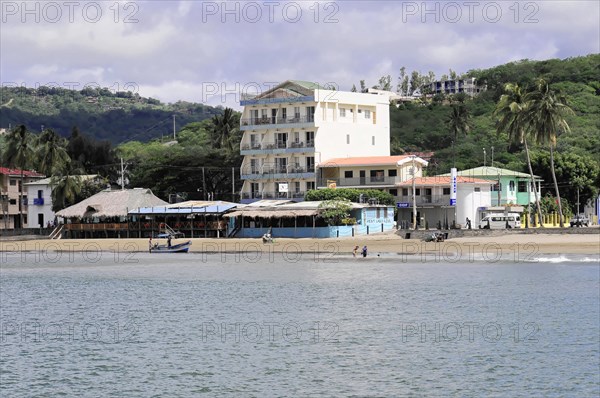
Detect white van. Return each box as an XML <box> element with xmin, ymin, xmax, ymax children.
<box><xmin>479</xmin><ymin>213</ymin><xmax>521</xmax><ymax>229</ymax></box>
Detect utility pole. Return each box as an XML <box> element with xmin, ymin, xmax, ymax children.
<box><xmin>202</xmin><ymin>167</ymin><xmax>206</xmax><ymax>201</ymax></box>
<box><xmin>173</xmin><ymin>115</ymin><xmax>176</xmax><ymax>140</ymax></box>
<box><xmin>120</xmin><ymin>157</ymin><xmax>125</xmax><ymax>190</ymax></box>
<box><xmin>411</xmin><ymin>155</ymin><xmax>417</xmax><ymax>230</ymax></box>
<box><xmin>483</xmin><ymin>148</ymin><xmax>486</xmax><ymax>167</ymax></box>
<box><xmin>576</xmin><ymin>186</ymin><xmax>580</xmax><ymax>215</ymax></box>
<box><xmin>491</xmin><ymin>146</ymin><xmax>494</xmax><ymax>168</ymax></box>
<box><xmin>232</xmin><ymin>167</ymin><xmax>235</xmax><ymax>202</ymax></box>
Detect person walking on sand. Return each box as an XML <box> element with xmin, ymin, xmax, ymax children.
<box><xmin>353</xmin><ymin>245</ymin><xmax>359</xmax><ymax>257</ymax></box>
<box><xmin>149</xmin><ymin>237</ymin><xmax>153</xmax><ymax>253</ymax></box>
<box><xmin>361</xmin><ymin>246</ymin><xmax>368</xmax><ymax>258</ymax></box>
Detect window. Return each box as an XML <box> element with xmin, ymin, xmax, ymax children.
<box><xmin>306</xmin><ymin>181</ymin><xmax>315</xmax><ymax>191</ymax></box>
<box><xmin>474</xmin><ymin>187</ymin><xmax>481</xmax><ymax>192</ymax></box>
<box><xmin>37</xmin><ymin>190</ymin><xmax>43</xmax><ymax>199</ymax></box>
<box><xmin>388</xmin><ymin>169</ymin><xmax>397</xmax><ymax>177</ymax></box>
<box><xmin>518</xmin><ymin>181</ymin><xmax>527</xmax><ymax>192</ymax></box>
<box><xmin>372</xmin><ymin>136</ymin><xmax>375</xmax><ymax>145</ymax></box>
<box><xmin>425</xmin><ymin>188</ymin><xmax>432</xmax><ymax>196</ymax></box>
<box><xmin>370</xmin><ymin>170</ymin><xmax>384</xmax><ymax>182</ymax></box>
<box><xmin>415</xmin><ymin>188</ymin><xmax>421</xmax><ymax>196</ymax></box>
<box><xmin>389</xmin><ymin>189</ymin><xmax>398</xmax><ymax>196</ymax></box>
<box><xmin>402</xmin><ymin>188</ymin><xmax>408</xmax><ymax>196</ymax></box>
<box><xmin>491</xmin><ymin>183</ymin><xmax>501</xmax><ymax>192</ymax></box>
<box><xmin>443</xmin><ymin>187</ymin><xmax>450</xmax><ymax>195</ymax></box>
<box><xmin>346</xmin><ymin>134</ymin><xmax>350</xmax><ymax>144</ymax></box>
<box><xmin>349</xmin><ymin>108</ymin><xmax>353</xmax><ymax>113</ymax></box>
<box><xmin>281</xmin><ymin>108</ymin><xmax>287</xmax><ymax>120</ymax></box>
<box><xmin>261</xmin><ymin>109</ymin><xmax>268</xmax><ymax>118</ymax></box>
<box><xmin>306</xmin><ymin>106</ymin><xmax>315</xmax><ymax>122</ymax></box>
<box><xmin>340</xmin><ymin>108</ymin><xmax>346</xmax><ymax>117</ymax></box>
<box><xmin>9</xmin><ymin>179</ymin><xmax>16</xmax><ymax>186</ymax></box>
<box><xmin>9</xmin><ymin>199</ymin><xmax>16</xmax><ymax>205</ymax></box>
<box><xmin>306</xmin><ymin>157</ymin><xmax>315</xmax><ymax>171</ymax></box>
<box><xmin>294</xmin><ymin>182</ymin><xmax>301</xmax><ymax>193</ymax></box>
<box><xmin>364</xmin><ymin>110</ymin><xmax>371</xmax><ymax>119</ymax></box>
<box><xmin>344</xmin><ymin>171</ymin><xmax>353</xmax><ymax>178</ymax></box>
<box><xmin>358</xmin><ymin>109</ymin><xmax>362</xmax><ymax>113</ymax></box>
<box><xmin>294</xmin><ymin>107</ymin><xmax>300</xmax><ymax>119</ymax></box>
<box><xmin>509</xmin><ymin>181</ymin><xmax>515</xmax><ymax>191</ymax></box>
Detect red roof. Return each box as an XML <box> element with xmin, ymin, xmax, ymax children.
<box><xmin>398</xmin><ymin>176</ymin><xmax>490</xmax><ymax>186</ymax></box>
<box><xmin>0</xmin><ymin>167</ymin><xmax>45</xmax><ymax>178</ymax></box>
<box><xmin>320</xmin><ymin>155</ymin><xmax>412</xmax><ymax>167</ymax></box>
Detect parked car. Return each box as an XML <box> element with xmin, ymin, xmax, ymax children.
<box><xmin>479</xmin><ymin>213</ymin><xmax>521</xmax><ymax>229</ymax></box>
<box><xmin>570</xmin><ymin>214</ymin><xmax>590</xmax><ymax>227</ymax></box>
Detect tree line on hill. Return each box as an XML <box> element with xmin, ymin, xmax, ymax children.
<box><xmin>2</xmin><ymin>55</ymin><xmax>598</xmax><ymax>226</ymax></box>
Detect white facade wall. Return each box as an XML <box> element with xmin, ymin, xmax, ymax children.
<box><xmin>456</xmin><ymin>184</ymin><xmax>491</xmax><ymax>225</ymax></box>
<box><xmin>26</xmin><ymin>182</ymin><xmax>55</xmax><ymax>228</ymax></box>
<box><xmin>240</xmin><ymin>87</ymin><xmax>392</xmax><ymax>198</ymax></box>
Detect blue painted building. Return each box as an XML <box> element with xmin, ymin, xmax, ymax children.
<box><xmin>224</xmin><ymin>200</ymin><xmax>395</xmax><ymax>238</ymax></box>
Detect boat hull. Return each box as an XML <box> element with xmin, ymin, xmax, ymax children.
<box><xmin>151</xmin><ymin>241</ymin><xmax>192</xmax><ymax>253</ymax></box>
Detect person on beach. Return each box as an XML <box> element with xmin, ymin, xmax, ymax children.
<box><xmin>149</xmin><ymin>237</ymin><xmax>153</xmax><ymax>253</ymax></box>
<box><xmin>361</xmin><ymin>246</ymin><xmax>368</xmax><ymax>258</ymax></box>
<box><xmin>353</xmin><ymin>246</ymin><xmax>359</xmax><ymax>257</ymax></box>
<box><xmin>167</xmin><ymin>235</ymin><xmax>172</xmax><ymax>248</ymax></box>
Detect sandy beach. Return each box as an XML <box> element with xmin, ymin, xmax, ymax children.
<box><xmin>2</xmin><ymin>231</ymin><xmax>598</xmax><ymax>256</ymax></box>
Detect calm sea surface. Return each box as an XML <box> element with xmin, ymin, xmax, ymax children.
<box><xmin>1</xmin><ymin>250</ymin><xmax>599</xmax><ymax>397</ymax></box>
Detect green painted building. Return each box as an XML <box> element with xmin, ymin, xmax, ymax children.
<box><xmin>441</xmin><ymin>166</ymin><xmax>542</xmax><ymax>207</ymax></box>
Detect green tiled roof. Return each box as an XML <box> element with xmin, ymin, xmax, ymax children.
<box><xmin>439</xmin><ymin>166</ymin><xmax>541</xmax><ymax>179</ymax></box>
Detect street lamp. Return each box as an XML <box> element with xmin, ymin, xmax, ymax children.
<box><xmin>483</xmin><ymin>148</ymin><xmax>486</xmax><ymax>167</ymax></box>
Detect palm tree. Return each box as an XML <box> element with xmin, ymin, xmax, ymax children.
<box><xmin>50</xmin><ymin>161</ymin><xmax>84</xmax><ymax>212</ymax></box>
<box><xmin>4</xmin><ymin>125</ymin><xmax>34</xmax><ymax>228</ymax></box>
<box><xmin>524</xmin><ymin>79</ymin><xmax>574</xmax><ymax>227</ymax></box>
<box><xmin>210</xmin><ymin>108</ymin><xmax>238</xmax><ymax>152</ymax></box>
<box><xmin>494</xmin><ymin>83</ymin><xmax>543</xmax><ymax>227</ymax></box>
<box><xmin>36</xmin><ymin>128</ymin><xmax>70</xmax><ymax>175</ymax></box>
<box><xmin>445</xmin><ymin>104</ymin><xmax>472</xmax><ymax>167</ymax></box>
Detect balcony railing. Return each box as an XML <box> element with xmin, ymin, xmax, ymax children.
<box><xmin>241</xmin><ymin>115</ymin><xmax>315</xmax><ymax>127</ymax></box>
<box><xmin>241</xmin><ymin>191</ymin><xmax>306</xmax><ymax>200</ymax></box>
<box><xmin>241</xmin><ymin>140</ymin><xmax>315</xmax><ymax>152</ymax></box>
<box><xmin>396</xmin><ymin>195</ymin><xmax>451</xmax><ymax>206</ymax></box>
<box><xmin>33</xmin><ymin>198</ymin><xmax>44</xmax><ymax>205</ymax></box>
<box><xmin>317</xmin><ymin>176</ymin><xmax>401</xmax><ymax>187</ymax></box>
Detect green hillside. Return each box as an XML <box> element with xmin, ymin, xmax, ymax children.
<box><xmin>389</xmin><ymin>54</ymin><xmax>600</xmax><ymax>177</ymax></box>
<box><xmin>0</xmin><ymin>86</ymin><xmax>223</xmax><ymax>144</ymax></box>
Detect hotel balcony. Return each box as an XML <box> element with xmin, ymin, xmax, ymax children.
<box><xmin>395</xmin><ymin>194</ymin><xmax>452</xmax><ymax>207</ymax></box>
<box><xmin>240</xmin><ymin>115</ymin><xmax>315</xmax><ymax>131</ymax></box>
<box><xmin>317</xmin><ymin>176</ymin><xmax>402</xmax><ymax>188</ymax></box>
<box><xmin>241</xmin><ymin>165</ymin><xmax>315</xmax><ymax>180</ymax></box>
<box><xmin>240</xmin><ymin>95</ymin><xmax>314</xmax><ymax>106</ymax></box>
<box><xmin>240</xmin><ymin>140</ymin><xmax>315</xmax><ymax>155</ymax></box>
<box><xmin>241</xmin><ymin>191</ymin><xmax>306</xmax><ymax>202</ymax></box>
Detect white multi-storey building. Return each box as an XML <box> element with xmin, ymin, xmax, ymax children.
<box><xmin>239</xmin><ymin>80</ymin><xmax>393</xmax><ymax>202</ymax></box>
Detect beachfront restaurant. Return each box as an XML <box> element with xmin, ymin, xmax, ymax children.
<box><xmin>128</xmin><ymin>201</ymin><xmax>241</xmax><ymax>238</ymax></box>
<box><xmin>224</xmin><ymin>200</ymin><xmax>395</xmax><ymax>238</ymax></box>
<box><xmin>55</xmin><ymin>188</ymin><xmax>168</xmax><ymax>238</ymax></box>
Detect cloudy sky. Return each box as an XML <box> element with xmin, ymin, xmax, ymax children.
<box><xmin>1</xmin><ymin>1</ymin><xmax>598</xmax><ymax>109</ymax></box>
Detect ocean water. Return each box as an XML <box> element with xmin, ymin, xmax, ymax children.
<box><xmin>1</xmin><ymin>250</ymin><xmax>599</xmax><ymax>397</ymax></box>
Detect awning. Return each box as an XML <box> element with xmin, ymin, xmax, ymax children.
<box><xmin>224</xmin><ymin>209</ymin><xmax>319</xmax><ymax>218</ymax></box>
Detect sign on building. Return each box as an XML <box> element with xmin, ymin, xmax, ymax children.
<box><xmin>450</xmin><ymin>167</ymin><xmax>457</xmax><ymax>206</ymax></box>
<box><xmin>278</xmin><ymin>182</ymin><xmax>288</xmax><ymax>193</ymax></box>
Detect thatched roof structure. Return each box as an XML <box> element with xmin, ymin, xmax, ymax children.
<box><xmin>56</xmin><ymin>188</ymin><xmax>168</xmax><ymax>219</ymax></box>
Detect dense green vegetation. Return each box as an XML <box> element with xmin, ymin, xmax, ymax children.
<box><xmin>2</xmin><ymin>54</ymin><xmax>598</xmax><ymax>215</ymax></box>
<box><xmin>0</xmin><ymin>86</ymin><xmax>222</xmax><ymax>143</ymax></box>
<box><xmin>386</xmin><ymin>54</ymin><xmax>599</xmax><ymax>207</ymax></box>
